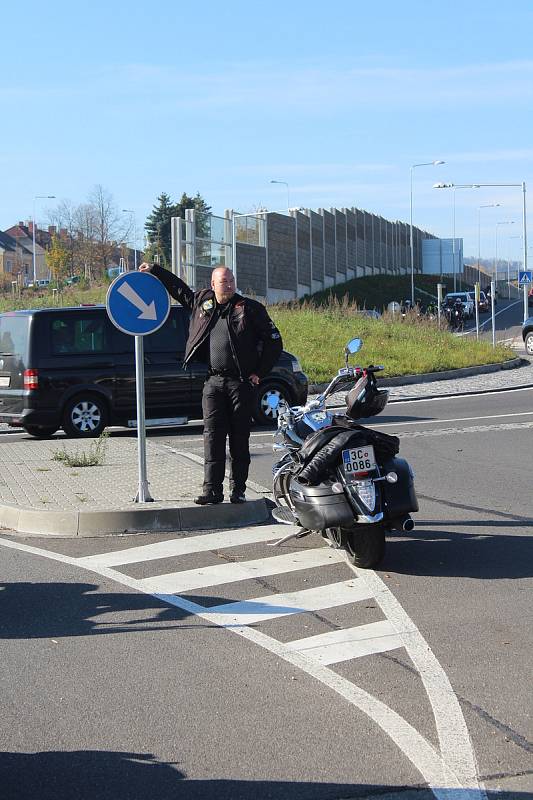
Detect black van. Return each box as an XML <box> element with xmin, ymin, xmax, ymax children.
<box><xmin>0</xmin><ymin>305</ymin><xmax>308</xmax><ymax>437</ymax></box>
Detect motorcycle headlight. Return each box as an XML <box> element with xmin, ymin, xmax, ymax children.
<box><xmin>291</xmin><ymin>358</ymin><xmax>303</xmax><ymax>373</ymax></box>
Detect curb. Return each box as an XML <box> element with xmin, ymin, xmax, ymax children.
<box><xmin>0</xmin><ymin>498</ymin><xmax>270</xmax><ymax>538</ymax></box>
<box><xmin>308</xmin><ymin>357</ymin><xmax>526</xmax><ymax>394</ymax></box>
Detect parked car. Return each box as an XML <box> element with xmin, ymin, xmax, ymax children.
<box><xmin>441</xmin><ymin>292</ymin><xmax>475</xmax><ymax>319</ymax></box>
<box><xmin>522</xmin><ymin>316</ymin><xmax>533</xmax><ymax>355</ymax></box>
<box><xmin>466</xmin><ymin>290</ymin><xmax>489</xmax><ymax>314</ymax></box>
<box><xmin>0</xmin><ymin>305</ymin><xmax>308</xmax><ymax>437</ymax></box>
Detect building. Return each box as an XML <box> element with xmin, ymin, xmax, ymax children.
<box><xmin>0</xmin><ymin>231</ymin><xmax>33</xmax><ymax>285</ymax></box>
<box><xmin>171</xmin><ymin>205</ymin><xmax>439</xmax><ymax>303</ymax></box>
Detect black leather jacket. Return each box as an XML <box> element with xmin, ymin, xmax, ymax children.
<box><xmin>150</xmin><ymin>265</ymin><xmax>283</xmax><ymax>379</ymax></box>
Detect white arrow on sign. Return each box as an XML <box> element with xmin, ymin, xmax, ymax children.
<box><xmin>117</xmin><ymin>281</ymin><xmax>157</xmax><ymax>320</ymax></box>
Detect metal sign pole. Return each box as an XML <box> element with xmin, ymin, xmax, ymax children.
<box><xmin>524</xmin><ymin>281</ymin><xmax>528</xmax><ymax>324</ymax></box>
<box><xmin>134</xmin><ymin>335</ymin><xmax>153</xmax><ymax>502</ymax></box>
<box><xmin>490</xmin><ymin>280</ymin><xmax>496</xmax><ymax>349</ymax></box>
<box><xmin>474</xmin><ymin>281</ymin><xmax>480</xmax><ymax>340</ymax></box>
<box><xmin>437</xmin><ymin>283</ymin><xmax>445</xmax><ymax>327</ymax></box>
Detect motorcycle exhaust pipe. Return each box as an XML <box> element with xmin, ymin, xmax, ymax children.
<box><xmin>389</xmin><ymin>515</ymin><xmax>415</xmax><ymax>532</ymax></box>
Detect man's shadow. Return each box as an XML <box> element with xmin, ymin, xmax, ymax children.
<box><xmin>0</xmin><ymin>750</ymin><xmax>529</xmax><ymax>800</ymax></box>
<box><xmin>0</xmin><ymin>582</ymin><xmax>229</xmax><ymax>640</ymax></box>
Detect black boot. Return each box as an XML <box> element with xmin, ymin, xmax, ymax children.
<box><xmin>195</xmin><ymin>491</ymin><xmax>224</xmax><ymax>505</ymax></box>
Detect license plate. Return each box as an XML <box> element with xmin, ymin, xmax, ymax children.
<box><xmin>342</xmin><ymin>445</ymin><xmax>376</xmax><ymax>479</ymax></box>
<box><xmin>0</xmin><ymin>376</ymin><xmax>10</xmax><ymax>387</ymax></box>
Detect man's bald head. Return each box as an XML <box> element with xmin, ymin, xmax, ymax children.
<box><xmin>211</xmin><ymin>267</ymin><xmax>236</xmax><ymax>304</ymax></box>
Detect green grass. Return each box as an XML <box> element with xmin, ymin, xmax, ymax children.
<box><xmin>270</xmin><ymin>302</ymin><xmax>514</xmax><ymax>383</ymax></box>
<box><xmin>52</xmin><ymin>431</ymin><xmax>109</xmax><ymax>468</ymax></box>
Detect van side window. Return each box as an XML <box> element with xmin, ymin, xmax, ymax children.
<box><xmin>51</xmin><ymin>315</ymin><xmax>109</xmax><ymax>355</ymax></box>
<box><xmin>144</xmin><ymin>308</ymin><xmax>188</xmax><ymax>354</ymax></box>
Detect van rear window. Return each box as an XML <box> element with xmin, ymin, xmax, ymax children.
<box><xmin>51</xmin><ymin>315</ymin><xmax>109</xmax><ymax>355</ymax></box>
<box><xmin>0</xmin><ymin>315</ymin><xmax>29</xmax><ymax>357</ymax></box>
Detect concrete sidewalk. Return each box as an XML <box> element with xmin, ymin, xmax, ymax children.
<box><xmin>1</xmin><ymin>349</ymin><xmax>531</xmax><ymax>538</ymax></box>
<box><xmin>0</xmin><ymin>437</ymin><xmax>270</xmax><ymax>537</ymax></box>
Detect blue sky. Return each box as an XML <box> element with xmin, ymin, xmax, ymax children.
<box><xmin>2</xmin><ymin>0</ymin><xmax>533</xmax><ymax>260</ymax></box>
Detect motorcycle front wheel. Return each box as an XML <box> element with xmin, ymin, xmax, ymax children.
<box><xmin>344</xmin><ymin>523</ymin><xmax>386</xmax><ymax>568</ymax></box>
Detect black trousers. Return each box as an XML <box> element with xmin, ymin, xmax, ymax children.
<box><xmin>202</xmin><ymin>376</ymin><xmax>253</xmax><ymax>496</ymax></box>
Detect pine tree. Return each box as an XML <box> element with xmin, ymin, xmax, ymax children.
<box><xmin>144</xmin><ymin>192</ymin><xmax>211</xmax><ymax>267</ymax></box>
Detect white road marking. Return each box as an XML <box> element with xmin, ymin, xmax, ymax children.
<box><xmin>286</xmin><ymin>620</ymin><xmax>405</xmax><ymax>664</ymax></box>
<box><xmin>0</xmin><ymin>534</ymin><xmax>487</xmax><ymax>798</ymax></box>
<box><xmin>140</xmin><ymin>548</ymin><xmax>337</xmax><ymax>594</ymax></box>
<box><xmin>78</xmin><ymin>524</ymin><xmax>283</xmax><ymax>568</ymax></box>
<box><xmin>349</xmin><ymin>563</ymin><xmax>485</xmax><ymax>794</ymax></box>
<box><xmin>202</xmin><ymin>579</ymin><xmax>373</xmax><ymax>625</ymax></box>
<box><xmin>396</xmin><ymin>421</ymin><xmax>533</xmax><ymax>438</ymax></box>
<box><xmin>390</xmin><ymin>385</ymin><xmax>533</xmax><ymax>404</ymax></box>
<box><xmin>372</xmin><ymin>409</ymin><xmax>533</xmax><ymax>429</ymax></box>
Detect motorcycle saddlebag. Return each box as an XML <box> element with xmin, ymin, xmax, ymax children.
<box><xmin>380</xmin><ymin>457</ymin><xmax>419</xmax><ymax>519</ymax></box>
<box><xmin>290</xmin><ymin>477</ymin><xmax>354</xmax><ymax>531</ymax></box>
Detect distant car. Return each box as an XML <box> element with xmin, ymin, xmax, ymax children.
<box><xmin>522</xmin><ymin>316</ymin><xmax>533</xmax><ymax>355</ymax></box>
<box><xmin>442</xmin><ymin>292</ymin><xmax>475</xmax><ymax>319</ymax></box>
<box><xmin>65</xmin><ymin>275</ymin><xmax>80</xmax><ymax>285</ymax></box>
<box><xmin>354</xmin><ymin>309</ymin><xmax>381</xmax><ymax>319</ymax></box>
<box><xmin>466</xmin><ymin>290</ymin><xmax>489</xmax><ymax>314</ymax></box>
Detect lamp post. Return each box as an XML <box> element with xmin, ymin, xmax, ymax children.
<box><xmin>269</xmin><ymin>180</ymin><xmax>290</xmax><ymax>211</ymax></box>
<box><xmin>433</xmin><ymin>183</ymin><xmax>480</xmax><ymax>290</ymax></box>
<box><xmin>509</xmin><ymin>234</ymin><xmax>523</xmax><ymax>299</ymax></box>
<box><xmin>495</xmin><ymin>221</ymin><xmax>515</xmax><ymax>285</ymax></box>
<box><xmin>477</xmin><ymin>204</ymin><xmax>501</xmax><ymax>286</ymax></box>
<box><xmin>32</xmin><ymin>194</ymin><xmax>55</xmax><ymax>284</ymax></box>
<box><xmin>410</xmin><ymin>160</ymin><xmax>444</xmax><ymax>305</ymax></box>
<box><xmin>122</xmin><ymin>209</ymin><xmax>138</xmax><ymax>270</ymax></box>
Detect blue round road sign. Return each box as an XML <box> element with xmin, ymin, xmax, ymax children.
<box><xmin>106</xmin><ymin>271</ymin><xmax>170</xmax><ymax>336</ymax></box>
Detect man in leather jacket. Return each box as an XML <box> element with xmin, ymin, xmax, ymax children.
<box><xmin>139</xmin><ymin>262</ymin><xmax>283</xmax><ymax>504</ymax></box>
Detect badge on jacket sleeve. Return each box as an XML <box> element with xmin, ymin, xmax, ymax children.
<box><xmin>202</xmin><ymin>299</ymin><xmax>214</xmax><ymax>312</ymax></box>
<box><xmin>269</xmin><ymin>320</ymin><xmax>281</xmax><ymax>339</ymax></box>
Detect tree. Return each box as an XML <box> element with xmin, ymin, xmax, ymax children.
<box><xmin>144</xmin><ymin>191</ymin><xmax>211</xmax><ymax>266</ymax></box>
<box><xmin>46</xmin><ymin>235</ymin><xmax>70</xmax><ymax>283</ymax></box>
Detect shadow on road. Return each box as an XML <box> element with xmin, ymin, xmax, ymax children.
<box><xmin>383</xmin><ymin>526</ymin><xmax>533</xmax><ymax>579</ymax></box>
<box><xmin>0</xmin><ymin>582</ymin><xmax>233</xmax><ymax>639</ymax></box>
<box><xmin>0</xmin><ymin>749</ymin><xmax>530</xmax><ymax>800</ymax></box>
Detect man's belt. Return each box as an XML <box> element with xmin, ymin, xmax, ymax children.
<box><xmin>208</xmin><ymin>368</ymin><xmax>241</xmax><ymax>378</ymax></box>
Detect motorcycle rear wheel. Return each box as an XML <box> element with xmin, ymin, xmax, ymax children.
<box><xmin>344</xmin><ymin>524</ymin><xmax>386</xmax><ymax>568</ymax></box>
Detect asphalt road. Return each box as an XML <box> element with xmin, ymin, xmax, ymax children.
<box><xmin>1</xmin><ymin>389</ymin><xmax>532</xmax><ymax>799</ymax></box>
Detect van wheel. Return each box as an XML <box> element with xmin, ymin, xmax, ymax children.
<box><xmin>253</xmin><ymin>381</ymin><xmax>292</xmax><ymax>426</ymax></box>
<box><xmin>23</xmin><ymin>425</ymin><xmax>58</xmax><ymax>438</ymax></box>
<box><xmin>62</xmin><ymin>394</ymin><xmax>108</xmax><ymax>438</ymax></box>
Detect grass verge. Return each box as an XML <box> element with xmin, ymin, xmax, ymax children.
<box><xmin>270</xmin><ymin>302</ymin><xmax>515</xmax><ymax>383</ymax></box>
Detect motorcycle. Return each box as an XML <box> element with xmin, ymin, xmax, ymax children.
<box><xmin>442</xmin><ymin>301</ymin><xmax>465</xmax><ymax>331</ymax></box>
<box><xmin>268</xmin><ymin>338</ymin><xmax>418</xmax><ymax>568</ymax></box>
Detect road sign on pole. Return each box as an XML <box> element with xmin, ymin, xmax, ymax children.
<box><xmin>106</xmin><ymin>272</ymin><xmax>171</xmax><ymax>502</ymax></box>
<box><xmin>518</xmin><ymin>270</ymin><xmax>532</xmax><ymax>285</ymax></box>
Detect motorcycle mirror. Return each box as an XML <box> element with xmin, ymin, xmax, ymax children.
<box><xmin>346</xmin><ymin>337</ymin><xmax>362</xmax><ymax>354</ymax></box>
<box><xmin>266</xmin><ymin>393</ymin><xmax>280</xmax><ymax>410</ymax></box>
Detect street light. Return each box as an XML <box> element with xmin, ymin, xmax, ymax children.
<box><xmin>33</xmin><ymin>194</ymin><xmax>55</xmax><ymax>284</ymax></box>
<box><xmin>410</xmin><ymin>160</ymin><xmax>444</xmax><ymax>305</ymax></box>
<box><xmin>495</xmin><ymin>221</ymin><xmax>515</xmax><ymax>284</ymax></box>
<box><xmin>269</xmin><ymin>180</ymin><xmax>290</xmax><ymax>211</ymax></box>
<box><xmin>477</xmin><ymin>204</ymin><xmax>501</xmax><ymax>286</ymax></box>
<box><xmin>122</xmin><ymin>209</ymin><xmax>138</xmax><ymax>270</ymax></box>
<box><xmin>433</xmin><ymin>183</ymin><xmax>480</xmax><ymax>290</ymax></box>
